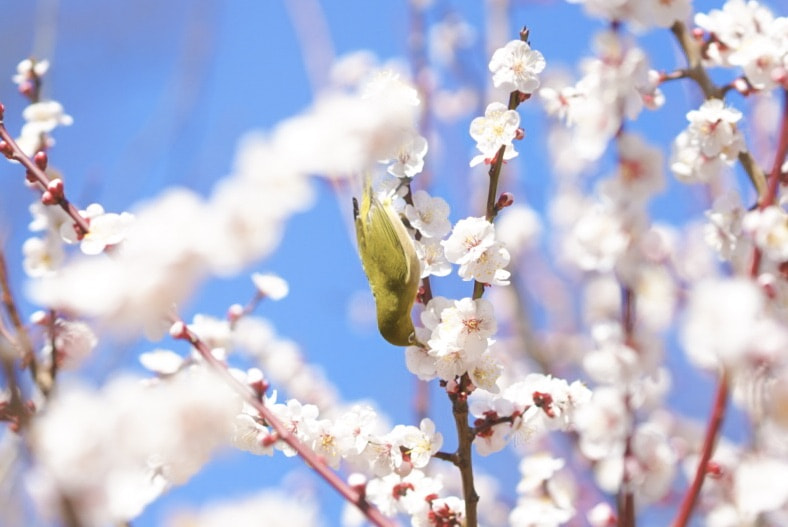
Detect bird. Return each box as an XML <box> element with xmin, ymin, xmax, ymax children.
<box><xmin>353</xmin><ymin>180</ymin><xmax>420</xmax><ymax>346</ymax></box>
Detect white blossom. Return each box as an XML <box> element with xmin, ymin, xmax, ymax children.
<box><xmin>468</xmin><ymin>102</ymin><xmax>520</xmax><ymax>167</ymax></box>
<box><xmin>404</xmin><ymin>190</ymin><xmax>451</xmax><ymax>239</ymax></box>
<box><xmin>489</xmin><ymin>39</ymin><xmax>546</xmax><ymax>94</ymax></box>
<box><xmin>165</xmin><ymin>489</ymin><xmax>322</xmax><ymax>527</ymax></box>
<box><xmin>251</xmin><ymin>272</ymin><xmax>289</xmax><ymax>300</ymax></box>
<box><xmin>743</xmin><ymin>206</ymin><xmax>788</xmax><ymax>262</ymax></box>
<box><xmin>28</xmin><ymin>370</ymin><xmax>240</xmax><ymax>526</ymax></box>
<box><xmin>415</xmin><ymin>238</ymin><xmax>451</xmax><ymax>278</ymax></box>
<box><xmin>381</xmin><ymin>131</ymin><xmax>428</xmax><ymax>179</ymax></box>
<box><xmin>681</xmin><ymin>278</ymin><xmax>764</xmax><ymax>369</ymax></box>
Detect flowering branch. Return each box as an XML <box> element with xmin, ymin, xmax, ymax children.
<box><xmin>0</xmin><ymin>106</ymin><xmax>90</xmax><ymax>237</ymax></box>
<box><xmin>668</xmin><ymin>21</ymin><xmax>767</xmax><ymax>199</ymax></box>
<box><xmin>169</xmin><ymin>319</ymin><xmax>396</xmax><ymax>527</ymax></box>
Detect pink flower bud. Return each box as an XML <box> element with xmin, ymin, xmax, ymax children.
<box><xmin>34</xmin><ymin>150</ymin><xmax>48</xmax><ymax>170</ymax></box>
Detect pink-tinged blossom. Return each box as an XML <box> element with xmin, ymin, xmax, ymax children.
<box><xmin>541</xmin><ymin>31</ymin><xmax>663</xmax><ymax>161</ymax></box>
<box><xmin>391</xmin><ymin>418</ymin><xmax>443</xmax><ymax>469</ymax></box>
<box><xmin>470</xmin><ymin>374</ymin><xmax>591</xmax><ymax>455</ymax></box>
<box><xmin>412</xmin><ymin>496</ymin><xmax>465</xmax><ymax>527</ymax></box>
<box><xmin>468</xmin><ymin>102</ymin><xmax>520</xmax><ymax>167</ymax></box>
<box><xmin>696</xmin><ymin>0</ymin><xmax>787</xmax><ymax>89</ymax></box>
<box><xmin>629</xmin><ymin>423</ymin><xmax>677</xmax><ymax>503</ymax></box>
<box><xmin>364</xmin><ymin>470</ymin><xmax>443</xmax><ymax>518</ymax></box>
<box><xmin>602</xmin><ymin>133</ymin><xmax>665</xmax><ymax>203</ymax></box>
<box><xmin>488</xmin><ymin>39</ymin><xmax>546</xmax><ymax>94</ymax></box>
<box><xmin>419</xmin><ymin>297</ymin><xmax>502</xmax><ymax>384</ymax></box>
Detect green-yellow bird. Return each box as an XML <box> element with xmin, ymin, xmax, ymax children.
<box><xmin>353</xmin><ymin>182</ymin><xmax>421</xmax><ymax>346</ymax></box>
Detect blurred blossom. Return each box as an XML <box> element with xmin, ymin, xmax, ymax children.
<box><xmin>742</xmin><ymin>206</ymin><xmax>788</xmax><ymax>263</ymax></box>
<box><xmin>540</xmin><ymin>31</ymin><xmax>662</xmax><ymax>161</ymax></box>
<box><xmin>496</xmin><ymin>204</ymin><xmax>541</xmax><ymax>254</ymax></box>
<box><xmin>734</xmin><ymin>456</ymin><xmax>788</xmax><ymax>517</ymax></box>
<box><xmin>704</xmin><ymin>191</ymin><xmax>746</xmax><ymax>261</ymax></box>
<box><xmin>563</xmin><ymin>204</ymin><xmax>630</xmax><ymax>273</ymax></box>
<box><xmin>45</xmin><ymin>319</ymin><xmax>98</xmax><ymax>369</ymax></box>
<box><xmin>681</xmin><ymin>278</ymin><xmax>764</xmax><ymax>370</ymax></box>
<box><xmin>251</xmin><ymin>272</ymin><xmax>289</xmax><ymax>300</ymax></box>
<box><xmin>166</xmin><ymin>489</ymin><xmax>323</xmax><ymax>527</ymax></box>
<box><xmin>28</xmin><ymin>68</ymin><xmax>422</xmax><ymax>333</ymax></box>
<box><xmin>28</xmin><ymin>369</ymin><xmax>240</xmax><ymax>526</ymax></box>
<box><xmin>12</xmin><ymin>57</ymin><xmax>49</xmax><ymax>85</ymax></box>
<box><xmin>428</xmin><ymin>15</ymin><xmax>475</xmax><ymax>66</ymax></box>
<box><xmin>569</xmin><ymin>0</ymin><xmax>691</xmax><ymax>28</ymax></box>
<box><xmin>22</xmin><ymin>235</ymin><xmax>64</xmax><ymax>277</ymax></box>
<box><xmin>696</xmin><ymin>0</ymin><xmax>787</xmax><ymax>90</ymax></box>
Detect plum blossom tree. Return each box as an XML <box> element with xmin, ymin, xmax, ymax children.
<box><xmin>0</xmin><ymin>1</ymin><xmax>787</xmax><ymax>527</ymax></box>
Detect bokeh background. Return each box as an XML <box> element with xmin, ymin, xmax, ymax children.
<box><xmin>0</xmin><ymin>0</ymin><xmax>775</xmax><ymax>525</ymax></box>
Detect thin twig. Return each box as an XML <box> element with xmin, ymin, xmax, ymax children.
<box><xmin>670</xmin><ymin>372</ymin><xmax>729</xmax><ymax>527</ymax></box>
<box><xmin>668</xmin><ymin>22</ymin><xmax>768</xmax><ymax>199</ymax></box>
<box><xmin>0</xmin><ymin>117</ymin><xmax>90</xmax><ymax>236</ymax></box>
<box><xmin>171</xmin><ymin>320</ymin><xmax>395</xmax><ymax>527</ymax></box>
<box><xmin>0</xmin><ymin>248</ymin><xmax>43</xmax><ymax>394</ymax></box>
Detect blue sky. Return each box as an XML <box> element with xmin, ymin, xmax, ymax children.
<box><xmin>0</xmin><ymin>0</ymin><xmax>773</xmax><ymax>525</ymax></box>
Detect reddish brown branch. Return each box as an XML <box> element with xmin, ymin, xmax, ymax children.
<box><xmin>671</xmin><ymin>372</ymin><xmax>729</xmax><ymax>527</ymax></box>
<box><xmin>0</xmin><ymin>116</ymin><xmax>90</xmax><ymax>236</ymax></box>
<box><xmin>171</xmin><ymin>320</ymin><xmax>395</xmax><ymax>527</ymax></box>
